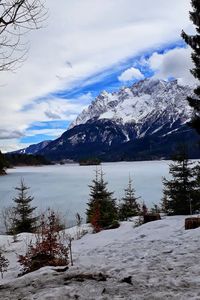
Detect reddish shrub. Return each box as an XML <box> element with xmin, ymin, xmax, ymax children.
<box><xmin>18</xmin><ymin>210</ymin><xmax>68</xmax><ymax>274</ymax></box>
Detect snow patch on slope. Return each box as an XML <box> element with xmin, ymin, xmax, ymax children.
<box><xmin>70</xmin><ymin>79</ymin><xmax>193</xmax><ymax>132</ymax></box>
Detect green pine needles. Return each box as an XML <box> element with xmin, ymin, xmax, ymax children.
<box><xmin>11</xmin><ymin>179</ymin><xmax>38</xmax><ymax>234</ymax></box>
<box><xmin>119</xmin><ymin>176</ymin><xmax>140</xmax><ymax>221</ymax></box>
<box><xmin>182</xmin><ymin>0</ymin><xmax>200</xmax><ymax>133</ymax></box>
<box><xmin>86</xmin><ymin>169</ymin><xmax>118</xmax><ymax>232</ymax></box>
<box><xmin>0</xmin><ymin>151</ymin><xmax>7</xmax><ymax>175</ymax></box>
<box><xmin>161</xmin><ymin>150</ymin><xmax>200</xmax><ymax>215</ymax></box>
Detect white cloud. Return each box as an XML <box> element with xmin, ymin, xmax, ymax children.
<box><xmin>0</xmin><ymin>140</ymin><xmax>30</xmax><ymax>153</ymax></box>
<box><xmin>0</xmin><ymin>95</ymin><xmax>90</xmax><ymax>150</ymax></box>
<box><xmin>25</xmin><ymin>129</ymin><xmax>66</xmax><ymax>138</ymax></box>
<box><xmin>118</xmin><ymin>67</ymin><xmax>144</xmax><ymax>82</ymax></box>
<box><xmin>148</xmin><ymin>47</ymin><xmax>195</xmax><ymax>86</ymax></box>
<box><xmin>0</xmin><ymin>0</ymin><xmax>193</xmax><ymax>151</ymax></box>
<box><xmin>0</xmin><ymin>130</ymin><xmax>24</xmax><ymax>140</ymax></box>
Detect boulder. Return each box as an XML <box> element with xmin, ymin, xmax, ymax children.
<box><xmin>143</xmin><ymin>213</ymin><xmax>161</xmax><ymax>224</ymax></box>
<box><xmin>185</xmin><ymin>217</ymin><xmax>200</xmax><ymax>230</ymax></box>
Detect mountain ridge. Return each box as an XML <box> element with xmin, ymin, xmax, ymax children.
<box><xmin>70</xmin><ymin>79</ymin><xmax>192</xmax><ymax>132</ymax></box>
<box><xmin>12</xmin><ymin>79</ymin><xmax>200</xmax><ymax>161</ymax></box>
<box><xmin>11</xmin><ymin>140</ymin><xmax>51</xmax><ymax>155</ymax></box>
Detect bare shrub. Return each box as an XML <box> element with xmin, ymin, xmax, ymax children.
<box><xmin>0</xmin><ymin>248</ymin><xmax>9</xmax><ymax>279</ymax></box>
<box><xmin>1</xmin><ymin>206</ymin><xmax>17</xmax><ymax>234</ymax></box>
<box><xmin>18</xmin><ymin>209</ymin><xmax>69</xmax><ymax>275</ymax></box>
<box><xmin>75</xmin><ymin>212</ymin><xmax>88</xmax><ymax>239</ymax></box>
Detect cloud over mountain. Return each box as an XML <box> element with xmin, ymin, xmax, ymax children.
<box><xmin>0</xmin><ymin>0</ymin><xmax>193</xmax><ymax>151</ymax></box>
<box><xmin>118</xmin><ymin>67</ymin><xmax>144</xmax><ymax>82</ymax></box>
<box><xmin>148</xmin><ymin>47</ymin><xmax>195</xmax><ymax>86</ymax></box>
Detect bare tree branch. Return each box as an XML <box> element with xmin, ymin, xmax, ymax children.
<box><xmin>0</xmin><ymin>0</ymin><xmax>47</xmax><ymax>71</ymax></box>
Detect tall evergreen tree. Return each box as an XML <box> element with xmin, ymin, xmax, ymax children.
<box><xmin>161</xmin><ymin>150</ymin><xmax>197</xmax><ymax>215</ymax></box>
<box><xmin>192</xmin><ymin>162</ymin><xmax>200</xmax><ymax>212</ymax></box>
<box><xmin>119</xmin><ymin>176</ymin><xmax>140</xmax><ymax>221</ymax></box>
<box><xmin>86</xmin><ymin>169</ymin><xmax>117</xmax><ymax>231</ymax></box>
<box><xmin>11</xmin><ymin>179</ymin><xmax>37</xmax><ymax>234</ymax></box>
<box><xmin>182</xmin><ymin>1</ymin><xmax>200</xmax><ymax>133</ymax></box>
<box><xmin>0</xmin><ymin>151</ymin><xmax>7</xmax><ymax>175</ymax></box>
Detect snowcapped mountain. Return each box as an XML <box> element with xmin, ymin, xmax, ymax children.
<box><xmin>70</xmin><ymin>79</ymin><xmax>192</xmax><ymax>139</ymax></box>
<box><xmin>37</xmin><ymin>79</ymin><xmax>199</xmax><ymax>161</ymax></box>
<box><xmin>14</xmin><ymin>79</ymin><xmax>200</xmax><ymax>161</ymax></box>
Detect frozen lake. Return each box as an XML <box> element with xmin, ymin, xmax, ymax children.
<box><xmin>0</xmin><ymin>161</ymin><xmax>170</xmax><ymax>229</ymax></box>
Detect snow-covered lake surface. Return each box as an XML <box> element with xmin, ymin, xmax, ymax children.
<box><xmin>0</xmin><ymin>161</ymin><xmax>170</xmax><ymax>227</ymax></box>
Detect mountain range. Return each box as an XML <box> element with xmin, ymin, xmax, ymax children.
<box><xmin>14</xmin><ymin>79</ymin><xmax>200</xmax><ymax>161</ymax></box>
<box><xmin>12</xmin><ymin>140</ymin><xmax>51</xmax><ymax>155</ymax></box>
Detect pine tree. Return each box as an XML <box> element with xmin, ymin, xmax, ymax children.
<box><xmin>86</xmin><ymin>169</ymin><xmax>118</xmax><ymax>231</ymax></box>
<box><xmin>0</xmin><ymin>151</ymin><xmax>7</xmax><ymax>175</ymax></box>
<box><xmin>161</xmin><ymin>150</ymin><xmax>196</xmax><ymax>215</ymax></box>
<box><xmin>191</xmin><ymin>162</ymin><xmax>200</xmax><ymax>212</ymax></box>
<box><xmin>181</xmin><ymin>1</ymin><xmax>200</xmax><ymax>133</ymax></box>
<box><xmin>11</xmin><ymin>179</ymin><xmax>37</xmax><ymax>234</ymax></box>
<box><xmin>119</xmin><ymin>176</ymin><xmax>140</xmax><ymax>221</ymax></box>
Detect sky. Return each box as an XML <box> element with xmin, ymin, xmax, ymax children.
<box><xmin>0</xmin><ymin>0</ymin><xmax>196</xmax><ymax>152</ymax></box>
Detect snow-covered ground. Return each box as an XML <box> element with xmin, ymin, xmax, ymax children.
<box><xmin>0</xmin><ymin>216</ymin><xmax>200</xmax><ymax>299</ymax></box>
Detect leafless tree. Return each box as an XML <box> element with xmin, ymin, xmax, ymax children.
<box><xmin>0</xmin><ymin>0</ymin><xmax>47</xmax><ymax>71</ymax></box>
<box><xmin>1</xmin><ymin>206</ymin><xmax>17</xmax><ymax>234</ymax></box>
<box><xmin>0</xmin><ymin>248</ymin><xmax>9</xmax><ymax>279</ymax></box>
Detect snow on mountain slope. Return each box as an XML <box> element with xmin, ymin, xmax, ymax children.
<box><xmin>12</xmin><ymin>140</ymin><xmax>51</xmax><ymax>155</ymax></box>
<box><xmin>0</xmin><ymin>216</ymin><xmax>200</xmax><ymax>299</ymax></box>
<box><xmin>36</xmin><ymin>79</ymin><xmax>199</xmax><ymax>161</ymax></box>
<box><xmin>70</xmin><ymin>79</ymin><xmax>193</xmax><ymax>138</ymax></box>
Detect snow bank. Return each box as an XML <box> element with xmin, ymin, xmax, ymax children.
<box><xmin>0</xmin><ymin>216</ymin><xmax>200</xmax><ymax>299</ymax></box>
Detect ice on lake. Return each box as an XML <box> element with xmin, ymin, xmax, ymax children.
<box><xmin>0</xmin><ymin>161</ymin><xmax>170</xmax><ymax>229</ymax></box>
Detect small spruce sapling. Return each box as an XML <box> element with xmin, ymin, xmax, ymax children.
<box><xmin>11</xmin><ymin>179</ymin><xmax>38</xmax><ymax>234</ymax></box>
<box><xmin>119</xmin><ymin>176</ymin><xmax>140</xmax><ymax>221</ymax></box>
<box><xmin>86</xmin><ymin>168</ymin><xmax>118</xmax><ymax>232</ymax></box>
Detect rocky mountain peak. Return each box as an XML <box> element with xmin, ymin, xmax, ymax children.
<box><xmin>13</xmin><ymin>78</ymin><xmax>198</xmax><ymax>161</ymax></box>
<box><xmin>69</xmin><ymin>78</ymin><xmax>193</xmax><ymax>130</ymax></box>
